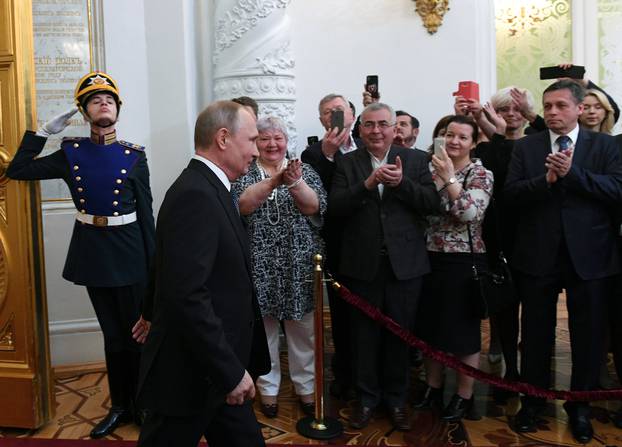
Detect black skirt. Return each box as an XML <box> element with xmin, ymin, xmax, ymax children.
<box><xmin>416</xmin><ymin>251</ymin><xmax>487</xmax><ymax>356</ymax></box>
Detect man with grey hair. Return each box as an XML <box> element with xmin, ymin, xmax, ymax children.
<box><xmin>329</xmin><ymin>102</ymin><xmax>439</xmax><ymax>431</ymax></box>
<box><xmin>301</xmin><ymin>93</ymin><xmax>361</xmax><ymax>400</ymax></box>
<box><xmin>137</xmin><ymin>101</ymin><xmax>270</xmax><ymax>447</ymax></box>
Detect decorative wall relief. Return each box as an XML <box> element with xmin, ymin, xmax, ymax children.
<box><xmin>214</xmin><ymin>0</ymin><xmax>290</xmax><ymax>63</ymax></box>
<box><xmin>0</xmin><ymin>314</ymin><xmax>15</xmax><ymax>352</ymax></box>
<box><xmin>213</xmin><ymin>0</ymin><xmax>298</xmax><ymax>154</ymax></box>
<box><xmin>495</xmin><ymin>0</ymin><xmax>572</xmax><ymax>111</ymax></box>
<box><xmin>413</xmin><ymin>0</ymin><xmax>450</xmax><ymax>35</ymax></box>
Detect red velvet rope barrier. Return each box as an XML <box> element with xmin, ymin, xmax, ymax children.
<box><xmin>332</xmin><ymin>281</ymin><xmax>622</xmax><ymax>402</ymax></box>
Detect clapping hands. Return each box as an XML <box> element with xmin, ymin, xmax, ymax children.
<box><xmin>545</xmin><ymin>149</ymin><xmax>573</xmax><ymax>183</ymax></box>
<box><xmin>365</xmin><ymin>156</ymin><xmax>403</xmax><ymax>190</ymax></box>
<box><xmin>283</xmin><ymin>158</ymin><xmax>303</xmax><ymax>188</ymax></box>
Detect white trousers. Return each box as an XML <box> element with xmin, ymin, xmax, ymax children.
<box><xmin>256</xmin><ymin>312</ymin><xmax>315</xmax><ymax>397</ymax></box>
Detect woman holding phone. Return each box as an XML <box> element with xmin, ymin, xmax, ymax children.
<box><xmin>232</xmin><ymin>116</ymin><xmax>327</xmax><ymax>419</ymax></box>
<box><xmin>416</xmin><ymin>115</ymin><xmax>493</xmax><ymax>421</ymax></box>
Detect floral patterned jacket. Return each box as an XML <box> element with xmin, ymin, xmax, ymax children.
<box><xmin>426</xmin><ymin>159</ymin><xmax>494</xmax><ymax>254</ymax></box>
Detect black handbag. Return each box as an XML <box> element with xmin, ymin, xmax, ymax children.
<box><xmin>463</xmin><ymin>170</ymin><xmax>517</xmax><ymax>320</ymax></box>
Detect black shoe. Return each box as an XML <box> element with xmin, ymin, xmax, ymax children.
<box><xmin>90</xmin><ymin>406</ymin><xmax>131</xmax><ymax>439</ymax></box>
<box><xmin>350</xmin><ymin>405</ymin><xmax>374</xmax><ymax>429</ymax></box>
<box><xmin>133</xmin><ymin>408</ymin><xmax>147</xmax><ymax>427</ymax></box>
<box><xmin>260</xmin><ymin>402</ymin><xmax>278</xmax><ymax>418</ymax></box>
<box><xmin>513</xmin><ymin>406</ymin><xmax>537</xmax><ymax>433</ymax></box>
<box><xmin>299</xmin><ymin>401</ymin><xmax>315</xmax><ymax>417</ymax></box>
<box><xmin>567</xmin><ymin>413</ymin><xmax>593</xmax><ymax>444</ymax></box>
<box><xmin>614</xmin><ymin>406</ymin><xmax>622</xmax><ymax>429</ymax></box>
<box><xmin>441</xmin><ymin>394</ymin><xmax>473</xmax><ymax>422</ymax></box>
<box><xmin>388</xmin><ymin>406</ymin><xmax>411</xmax><ymax>431</ymax></box>
<box><xmin>564</xmin><ymin>403</ymin><xmax>593</xmax><ymax>444</ymax></box>
<box><xmin>413</xmin><ymin>385</ymin><xmax>443</xmax><ymax>410</ymax></box>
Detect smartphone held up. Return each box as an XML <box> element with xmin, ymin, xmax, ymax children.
<box><xmin>365</xmin><ymin>75</ymin><xmax>379</xmax><ymax>99</ymax></box>
<box><xmin>330</xmin><ymin>110</ymin><xmax>345</xmax><ymax>133</ymax></box>
<box><xmin>452</xmin><ymin>81</ymin><xmax>479</xmax><ymax>102</ymax></box>
<box><xmin>433</xmin><ymin>137</ymin><xmax>446</xmax><ymax>158</ymax></box>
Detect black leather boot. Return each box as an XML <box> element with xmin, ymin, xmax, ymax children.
<box><xmin>441</xmin><ymin>394</ymin><xmax>474</xmax><ymax>422</ymax></box>
<box><xmin>413</xmin><ymin>385</ymin><xmax>443</xmax><ymax>410</ymax></box>
<box><xmin>90</xmin><ymin>351</ymin><xmax>132</xmax><ymax>439</ymax></box>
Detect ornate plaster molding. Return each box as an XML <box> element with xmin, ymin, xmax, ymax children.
<box><xmin>214</xmin><ymin>75</ymin><xmax>295</xmax><ymax>100</ymax></box>
<box><xmin>214</xmin><ymin>0</ymin><xmax>291</xmax><ymax>61</ymax></box>
<box><xmin>254</xmin><ymin>41</ymin><xmax>294</xmax><ymax>74</ymax></box>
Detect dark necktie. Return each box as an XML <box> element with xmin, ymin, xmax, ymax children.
<box><xmin>231</xmin><ymin>192</ymin><xmax>240</xmax><ymax>216</ymax></box>
<box><xmin>556</xmin><ymin>135</ymin><xmax>572</xmax><ymax>152</ymax></box>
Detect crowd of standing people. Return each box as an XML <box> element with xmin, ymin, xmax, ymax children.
<box><xmin>6</xmin><ymin>66</ymin><xmax>622</xmax><ymax>446</ymax></box>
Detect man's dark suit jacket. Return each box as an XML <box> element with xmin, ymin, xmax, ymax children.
<box><xmin>301</xmin><ymin>139</ymin><xmax>361</xmax><ymax>192</ymax></box>
<box><xmin>505</xmin><ymin>129</ymin><xmax>622</xmax><ymax>280</ymax></box>
<box><xmin>328</xmin><ymin>145</ymin><xmax>439</xmax><ymax>281</ymax></box>
<box><xmin>137</xmin><ymin>159</ymin><xmax>269</xmax><ymax>416</ymax></box>
<box><xmin>301</xmin><ymin>138</ymin><xmax>360</xmax><ymax>271</ymax></box>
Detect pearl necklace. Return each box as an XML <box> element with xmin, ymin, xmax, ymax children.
<box><xmin>256</xmin><ymin>159</ymin><xmax>288</xmax><ymax>225</ymax></box>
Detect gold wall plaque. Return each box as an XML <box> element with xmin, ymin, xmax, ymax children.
<box><xmin>414</xmin><ymin>0</ymin><xmax>450</xmax><ymax>35</ymax></box>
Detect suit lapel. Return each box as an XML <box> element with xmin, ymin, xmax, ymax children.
<box><xmin>533</xmin><ymin>132</ymin><xmax>552</xmax><ymax>175</ymax></box>
<box><xmin>571</xmin><ymin>128</ymin><xmax>590</xmax><ymax>167</ymax></box>
<box><xmin>188</xmin><ymin>160</ymin><xmax>253</xmax><ymax>272</ymax></box>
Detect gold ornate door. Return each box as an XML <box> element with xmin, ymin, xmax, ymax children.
<box><xmin>0</xmin><ymin>0</ymin><xmax>54</xmax><ymax>428</ymax></box>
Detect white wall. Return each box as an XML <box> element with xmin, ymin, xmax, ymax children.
<box><xmin>44</xmin><ymin>0</ymin><xmax>208</xmax><ymax>365</ymax></box>
<box><xmin>44</xmin><ymin>0</ymin><xmax>496</xmax><ymax>365</ymax></box>
<box><xmin>288</xmin><ymin>0</ymin><xmax>496</xmax><ymax>153</ymax></box>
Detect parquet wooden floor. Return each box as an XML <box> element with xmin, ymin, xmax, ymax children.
<box><xmin>2</xmin><ymin>298</ymin><xmax>622</xmax><ymax>446</ymax></box>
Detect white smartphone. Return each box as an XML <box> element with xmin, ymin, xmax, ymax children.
<box><xmin>433</xmin><ymin>137</ymin><xmax>445</xmax><ymax>157</ymax></box>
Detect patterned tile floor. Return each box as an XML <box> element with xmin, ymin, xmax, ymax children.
<box><xmin>2</xmin><ymin>298</ymin><xmax>622</xmax><ymax>446</ymax></box>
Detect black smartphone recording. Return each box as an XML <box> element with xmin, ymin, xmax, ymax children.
<box><xmin>307</xmin><ymin>135</ymin><xmax>319</xmax><ymax>146</ymax></box>
<box><xmin>365</xmin><ymin>75</ymin><xmax>379</xmax><ymax>99</ymax></box>
<box><xmin>539</xmin><ymin>65</ymin><xmax>585</xmax><ymax>80</ymax></box>
<box><xmin>330</xmin><ymin>110</ymin><xmax>345</xmax><ymax>133</ymax></box>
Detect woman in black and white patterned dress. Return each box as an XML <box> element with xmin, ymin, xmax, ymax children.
<box><xmin>232</xmin><ymin>116</ymin><xmax>326</xmax><ymax>419</ymax></box>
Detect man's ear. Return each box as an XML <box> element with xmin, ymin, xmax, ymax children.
<box><xmin>215</xmin><ymin>128</ymin><xmax>229</xmax><ymax>150</ymax></box>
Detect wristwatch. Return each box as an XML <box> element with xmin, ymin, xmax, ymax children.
<box><xmin>439</xmin><ymin>176</ymin><xmax>457</xmax><ymax>192</ymax></box>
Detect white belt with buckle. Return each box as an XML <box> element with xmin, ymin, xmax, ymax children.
<box><xmin>76</xmin><ymin>211</ymin><xmax>137</xmax><ymax>227</ymax></box>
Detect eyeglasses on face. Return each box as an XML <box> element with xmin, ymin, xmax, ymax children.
<box><xmin>362</xmin><ymin>121</ymin><xmax>395</xmax><ymax>130</ymax></box>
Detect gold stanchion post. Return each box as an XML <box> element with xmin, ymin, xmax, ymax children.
<box><xmin>296</xmin><ymin>254</ymin><xmax>343</xmax><ymax>439</ymax></box>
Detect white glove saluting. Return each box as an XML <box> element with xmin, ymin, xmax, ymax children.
<box><xmin>36</xmin><ymin>107</ymin><xmax>79</xmax><ymax>138</ymax></box>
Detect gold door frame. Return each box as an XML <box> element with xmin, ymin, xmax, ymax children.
<box><xmin>0</xmin><ymin>0</ymin><xmax>54</xmax><ymax>429</ymax></box>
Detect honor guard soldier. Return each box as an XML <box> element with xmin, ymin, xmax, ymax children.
<box><xmin>6</xmin><ymin>71</ymin><xmax>155</xmax><ymax>438</ymax></box>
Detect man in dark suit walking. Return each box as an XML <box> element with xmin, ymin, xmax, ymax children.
<box><xmin>328</xmin><ymin>102</ymin><xmax>439</xmax><ymax>431</ymax></box>
<box><xmin>301</xmin><ymin>93</ymin><xmax>360</xmax><ymax>399</ymax></box>
<box><xmin>137</xmin><ymin>101</ymin><xmax>270</xmax><ymax>447</ymax></box>
<box><xmin>505</xmin><ymin>80</ymin><xmax>622</xmax><ymax>444</ymax></box>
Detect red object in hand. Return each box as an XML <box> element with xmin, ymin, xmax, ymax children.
<box><xmin>453</xmin><ymin>81</ymin><xmax>480</xmax><ymax>102</ymax></box>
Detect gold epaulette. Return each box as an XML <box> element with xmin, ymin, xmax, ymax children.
<box><xmin>118</xmin><ymin>140</ymin><xmax>145</xmax><ymax>152</ymax></box>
